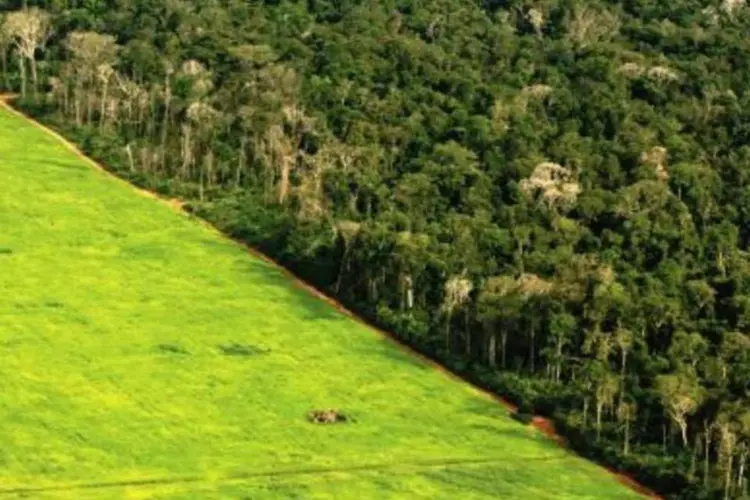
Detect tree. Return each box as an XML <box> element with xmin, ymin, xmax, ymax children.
<box><xmin>595</xmin><ymin>370</ymin><xmax>619</xmax><ymax>441</ymax></box>
<box><xmin>614</xmin><ymin>326</ymin><xmax>633</xmax><ymax>406</ymax></box>
<box><xmin>715</xmin><ymin>405</ymin><xmax>740</xmax><ymax>500</ymax></box>
<box><xmin>65</xmin><ymin>31</ymin><xmax>118</xmax><ymax>126</ymax></box>
<box><xmin>516</xmin><ymin>273</ymin><xmax>553</xmax><ymax>373</ymax></box>
<box><xmin>656</xmin><ymin>372</ymin><xmax>705</xmax><ymax>448</ymax></box>
<box><xmin>566</xmin><ymin>4</ymin><xmax>621</xmax><ymax>49</ymax></box>
<box><xmin>333</xmin><ymin>220</ymin><xmax>361</xmax><ymax>294</ymax></box>
<box><xmin>441</xmin><ymin>273</ymin><xmax>473</xmax><ymax>353</ymax></box>
<box><xmin>2</xmin><ymin>8</ymin><xmax>51</xmax><ymax>100</ymax></box>
<box><xmin>0</xmin><ymin>14</ymin><xmax>11</xmax><ymax>90</ymax></box>
<box><xmin>519</xmin><ymin>161</ymin><xmax>581</xmax><ymax>215</ymax></box>
<box><xmin>668</xmin><ymin>330</ymin><xmax>709</xmax><ymax>373</ymax></box>
<box><xmin>477</xmin><ymin>275</ymin><xmax>521</xmax><ymax>369</ymax></box>
<box><xmin>545</xmin><ymin>311</ymin><xmax>575</xmax><ymax>382</ymax></box>
<box><xmin>617</xmin><ymin>399</ymin><xmax>637</xmax><ymax>455</ymax></box>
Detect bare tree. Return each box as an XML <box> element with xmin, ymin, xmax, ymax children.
<box><xmin>520</xmin><ymin>161</ymin><xmax>581</xmax><ymax>213</ymax></box>
<box><xmin>65</xmin><ymin>31</ymin><xmax>118</xmax><ymax>125</ymax></box>
<box><xmin>567</xmin><ymin>5</ymin><xmax>621</xmax><ymax>49</ymax></box>
<box><xmin>640</xmin><ymin>146</ymin><xmax>669</xmax><ymax>182</ymax></box>
<box><xmin>3</xmin><ymin>8</ymin><xmax>51</xmax><ymax>99</ymax></box>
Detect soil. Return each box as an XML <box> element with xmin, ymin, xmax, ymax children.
<box><xmin>0</xmin><ymin>95</ymin><xmax>662</xmax><ymax>500</ymax></box>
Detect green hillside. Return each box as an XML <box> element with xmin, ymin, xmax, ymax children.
<box><xmin>0</xmin><ymin>106</ymin><xmax>641</xmax><ymax>498</ymax></box>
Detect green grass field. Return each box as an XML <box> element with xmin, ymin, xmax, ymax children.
<box><xmin>0</xmin><ymin>105</ymin><xmax>643</xmax><ymax>499</ymax></box>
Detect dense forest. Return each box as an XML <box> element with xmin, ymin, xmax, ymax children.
<box><xmin>2</xmin><ymin>0</ymin><xmax>750</xmax><ymax>497</ymax></box>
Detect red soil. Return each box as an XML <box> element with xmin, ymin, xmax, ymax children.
<box><xmin>0</xmin><ymin>95</ymin><xmax>662</xmax><ymax>499</ymax></box>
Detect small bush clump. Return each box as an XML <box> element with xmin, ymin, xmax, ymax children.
<box><xmin>157</xmin><ymin>343</ymin><xmax>189</xmax><ymax>355</ymax></box>
<box><xmin>218</xmin><ymin>343</ymin><xmax>269</xmax><ymax>356</ymax></box>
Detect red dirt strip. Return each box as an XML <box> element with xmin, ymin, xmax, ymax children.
<box><xmin>0</xmin><ymin>95</ymin><xmax>662</xmax><ymax>499</ymax></box>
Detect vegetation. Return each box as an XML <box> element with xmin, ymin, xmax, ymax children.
<box><xmin>0</xmin><ymin>104</ymin><xmax>639</xmax><ymax>498</ymax></box>
<box><xmin>2</xmin><ymin>0</ymin><xmax>750</xmax><ymax>497</ymax></box>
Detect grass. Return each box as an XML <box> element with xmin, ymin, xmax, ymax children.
<box><xmin>0</xmin><ymin>105</ymin><xmax>643</xmax><ymax>499</ymax></box>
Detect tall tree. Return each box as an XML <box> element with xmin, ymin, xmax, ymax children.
<box><xmin>2</xmin><ymin>8</ymin><xmax>51</xmax><ymax>100</ymax></box>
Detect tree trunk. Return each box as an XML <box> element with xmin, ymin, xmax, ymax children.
<box><xmin>74</xmin><ymin>81</ymin><xmax>84</xmax><ymax>126</ymax></box>
<box><xmin>725</xmin><ymin>452</ymin><xmax>734</xmax><ymax>500</ymax></box>
<box><xmin>704</xmin><ymin>424</ymin><xmax>712</xmax><ymax>487</ymax></box>
<box><xmin>738</xmin><ymin>451</ymin><xmax>746</xmax><ymax>492</ymax></box>
<box><xmin>596</xmin><ymin>403</ymin><xmax>603</xmax><ymax>441</ymax></box>
<box><xmin>488</xmin><ymin>332</ymin><xmax>497</xmax><ymax>368</ymax></box>
<box><xmin>623</xmin><ymin>418</ymin><xmax>630</xmax><ymax>456</ymax></box>
<box><xmin>445</xmin><ymin>319</ymin><xmax>451</xmax><ymax>353</ymax></box>
<box><xmin>99</xmin><ymin>80</ymin><xmax>109</xmax><ymax>130</ymax></box>
<box><xmin>181</xmin><ymin>126</ymin><xmax>192</xmax><ymax>180</ymax></box>
<box><xmin>86</xmin><ymin>87</ymin><xmax>94</xmax><ymax>125</ymax></box>
<box><xmin>583</xmin><ymin>397</ymin><xmax>589</xmax><ymax>429</ymax></box>
<box><xmin>0</xmin><ymin>48</ymin><xmax>8</xmax><ymax>89</ymax></box>
<box><xmin>62</xmin><ymin>81</ymin><xmax>69</xmax><ymax>117</ymax></box>
<box><xmin>690</xmin><ymin>434</ymin><xmax>699</xmax><ymax>479</ymax></box>
<box><xmin>199</xmin><ymin>166</ymin><xmax>204</xmax><ymax>202</ymax></box>
<box><xmin>236</xmin><ymin>136</ymin><xmax>246</xmax><ymax>188</ymax></box>
<box><xmin>17</xmin><ymin>57</ymin><xmax>26</xmax><ymax>99</ymax></box>
<box><xmin>125</xmin><ymin>144</ymin><xmax>135</xmax><ymax>172</ymax></box>
<box><xmin>278</xmin><ymin>157</ymin><xmax>291</xmax><ymax>204</ymax></box>
<box><xmin>334</xmin><ymin>246</ymin><xmax>349</xmax><ymax>294</ymax></box>
<box><xmin>30</xmin><ymin>56</ymin><xmax>38</xmax><ymax>101</ymax></box>
<box><xmin>529</xmin><ymin>318</ymin><xmax>536</xmax><ymax>373</ymax></box>
<box><xmin>619</xmin><ymin>350</ymin><xmax>628</xmax><ymax>407</ymax></box>
<box><xmin>501</xmin><ymin>330</ymin><xmax>508</xmax><ymax>369</ymax></box>
<box><xmin>161</xmin><ymin>84</ymin><xmax>171</xmax><ymax>171</ymax></box>
<box><xmin>679</xmin><ymin>420</ymin><xmax>689</xmax><ymax>449</ymax></box>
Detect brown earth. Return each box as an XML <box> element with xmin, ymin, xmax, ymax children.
<box><xmin>0</xmin><ymin>94</ymin><xmax>662</xmax><ymax>499</ymax></box>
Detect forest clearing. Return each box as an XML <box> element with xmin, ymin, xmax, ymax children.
<box><xmin>0</xmin><ymin>104</ymin><xmax>646</xmax><ymax>498</ymax></box>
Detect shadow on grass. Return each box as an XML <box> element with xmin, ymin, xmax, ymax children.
<box><xmin>30</xmin><ymin>157</ymin><xmax>90</xmax><ymax>173</ymax></box>
<box><xmin>234</xmin><ymin>258</ymin><xmax>346</xmax><ymax>323</ymax></box>
<box><xmin>230</xmin><ymin>254</ymin><xmax>433</xmax><ymax>372</ymax></box>
<box><xmin>463</xmin><ymin>398</ymin><xmax>513</xmax><ymax>419</ymax></box>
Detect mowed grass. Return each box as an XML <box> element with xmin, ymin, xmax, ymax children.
<box><xmin>0</xmin><ymin>106</ymin><xmax>642</xmax><ymax>499</ymax></box>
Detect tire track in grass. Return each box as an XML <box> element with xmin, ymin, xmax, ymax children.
<box><xmin>0</xmin><ymin>454</ymin><xmax>574</xmax><ymax>495</ymax></box>
<box><xmin>0</xmin><ymin>96</ymin><xmax>660</xmax><ymax>499</ymax></box>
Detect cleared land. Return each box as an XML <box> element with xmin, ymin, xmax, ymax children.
<box><xmin>0</xmin><ymin>105</ymin><xmax>642</xmax><ymax>498</ymax></box>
